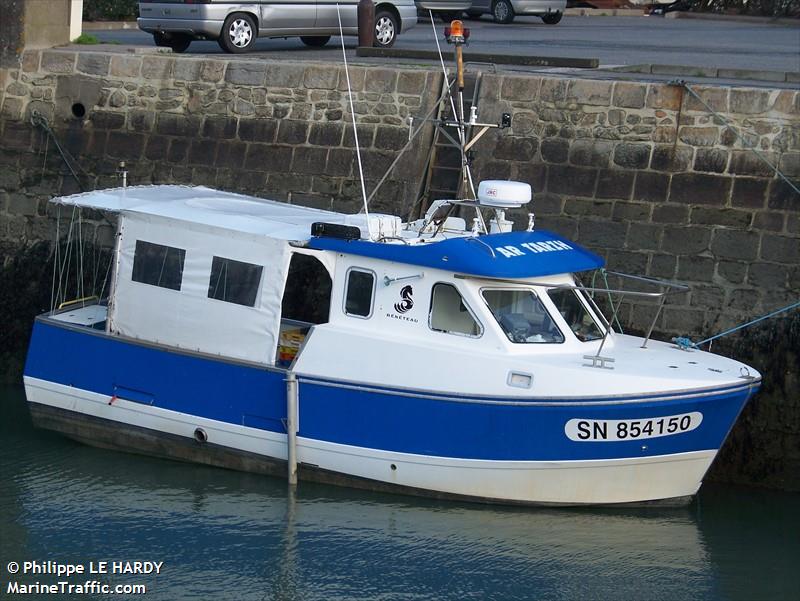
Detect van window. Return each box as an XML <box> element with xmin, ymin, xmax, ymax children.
<box><xmin>344</xmin><ymin>269</ymin><xmax>375</xmax><ymax>318</ymax></box>
<box><xmin>208</xmin><ymin>256</ymin><xmax>263</xmax><ymax>307</ymax></box>
<box><xmin>131</xmin><ymin>240</ymin><xmax>185</xmax><ymax>291</ymax></box>
<box><xmin>429</xmin><ymin>283</ymin><xmax>481</xmax><ymax>337</ymax></box>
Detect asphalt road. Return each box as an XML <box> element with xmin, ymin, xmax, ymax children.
<box><xmin>90</xmin><ymin>15</ymin><xmax>800</xmax><ymax>74</ymax></box>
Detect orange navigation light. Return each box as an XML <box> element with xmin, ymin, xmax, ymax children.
<box><xmin>444</xmin><ymin>20</ymin><xmax>470</xmax><ymax>43</ymax></box>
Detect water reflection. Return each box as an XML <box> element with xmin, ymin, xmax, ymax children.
<box><xmin>2</xmin><ymin>385</ymin><xmax>798</xmax><ymax>601</ymax></box>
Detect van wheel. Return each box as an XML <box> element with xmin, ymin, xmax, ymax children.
<box><xmin>219</xmin><ymin>13</ymin><xmax>257</xmax><ymax>53</ymax></box>
<box><xmin>300</xmin><ymin>36</ymin><xmax>331</xmax><ymax>47</ymax></box>
<box><xmin>169</xmin><ymin>34</ymin><xmax>192</xmax><ymax>53</ymax></box>
<box><xmin>374</xmin><ymin>10</ymin><xmax>398</xmax><ymax>48</ymax></box>
<box><xmin>542</xmin><ymin>11</ymin><xmax>563</xmax><ymax>24</ymax></box>
<box><xmin>492</xmin><ymin>0</ymin><xmax>515</xmax><ymax>24</ymax></box>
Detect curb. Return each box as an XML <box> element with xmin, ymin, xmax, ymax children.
<box><xmin>665</xmin><ymin>12</ymin><xmax>799</xmax><ymax>26</ymax></box>
<box><xmin>606</xmin><ymin>63</ymin><xmax>800</xmax><ymax>84</ymax></box>
<box><xmin>82</xmin><ymin>21</ymin><xmax>138</xmax><ymax>31</ymax></box>
<box><xmin>356</xmin><ymin>47</ymin><xmax>599</xmax><ymax>69</ymax></box>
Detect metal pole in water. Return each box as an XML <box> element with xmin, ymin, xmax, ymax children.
<box><xmin>286</xmin><ymin>372</ymin><xmax>298</xmax><ymax>487</ymax></box>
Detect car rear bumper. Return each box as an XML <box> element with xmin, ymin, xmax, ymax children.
<box><xmin>511</xmin><ymin>0</ymin><xmax>565</xmax><ymax>15</ymax></box>
<box><xmin>138</xmin><ymin>17</ymin><xmax>223</xmax><ymax>38</ymax></box>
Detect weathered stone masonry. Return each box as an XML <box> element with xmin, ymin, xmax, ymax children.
<box><xmin>0</xmin><ymin>49</ymin><xmax>798</xmax><ymax>489</ymax></box>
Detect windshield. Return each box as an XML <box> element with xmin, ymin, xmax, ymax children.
<box><xmin>482</xmin><ymin>289</ymin><xmax>564</xmax><ymax>344</ymax></box>
<box><xmin>547</xmin><ymin>289</ymin><xmax>604</xmax><ymax>342</ymax></box>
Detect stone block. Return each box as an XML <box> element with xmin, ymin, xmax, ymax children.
<box><xmin>1</xmin><ymin>97</ymin><xmax>23</xmax><ymax>120</ymax></box>
<box><xmin>567</xmin><ymin>80</ymin><xmax>612</xmax><ymax>106</ymax></box>
<box><xmin>156</xmin><ymin>114</ymin><xmax>201</xmax><ymax>137</ymax></box>
<box><xmin>7</xmin><ymin>194</ymin><xmax>37</xmax><ymax>216</ymax></box>
<box><xmin>730</xmin><ymin>177</ymin><xmax>768</xmax><ymax>209</ymax></box>
<box><xmin>374</xmin><ymin>125</ymin><xmax>408</xmax><ymax>151</ymax></box>
<box><xmin>691</xmin><ymin>284</ymin><xmax>725</xmax><ymax>308</ymax></box>
<box><xmin>539</xmin><ymin>78</ymin><xmax>568</xmax><ymax>103</ymax></box>
<box><xmin>613</xmin><ymin>143</ymin><xmax>651</xmax><ymax>169</ymax></box>
<box><xmin>646</xmin><ymin>84</ymin><xmax>682</xmax><ymax>111</ymax></box>
<box><xmin>569</xmin><ymin>139</ymin><xmax>612</xmax><ymax>168</ymax></box>
<box><xmin>747</xmin><ymin>262</ymin><xmax>787</xmax><ymax>288</ymax></box>
<box><xmin>626</xmin><ymin>223</ymin><xmax>662</xmax><ymax>251</ymax></box>
<box><xmin>564</xmin><ymin>198</ymin><xmax>613</xmax><ymax>218</ymax></box>
<box><xmin>226</xmin><ymin>61</ymin><xmax>266</xmax><ymax>86</ymax></box>
<box><xmin>612</xmin><ymin>201</ymin><xmax>650</xmax><ymax>222</ymax></box>
<box><xmin>364</xmin><ymin>69</ymin><xmax>397</xmax><ymax>94</ymax></box>
<box><xmin>109</xmin><ymin>55</ymin><xmax>140</xmax><ymax>78</ymax></box>
<box><xmin>684</xmin><ymin>86</ymin><xmax>728</xmax><ymax>113</ymax></box>
<box><xmin>632</xmin><ymin>172</ymin><xmax>669</xmax><ymax>202</ymax></box>
<box><xmin>326</xmin><ymin>148</ymin><xmax>354</xmax><ymax>176</ymax></box>
<box><xmin>187</xmin><ymin>141</ymin><xmax>217</xmax><ymax>166</ymax></box>
<box><xmin>693</xmin><ymin>148</ymin><xmax>728</xmax><ymax>173</ymax></box>
<box><xmin>760</xmin><ymin>234</ymin><xmax>799</xmax><ymax>264</ymax></box>
<box><xmin>167</xmin><ymin>139</ymin><xmax>189</xmax><ymax>163</ymax></box>
<box><xmin>650</xmin><ymin>146</ymin><xmax>692</xmax><ymax>172</ymax></box>
<box><xmin>129</xmin><ymin>110</ymin><xmax>155</xmax><ymax>133</ymax></box>
<box><xmin>309</xmin><ymin>122</ymin><xmax>343</xmax><ymax>147</ymax></box>
<box><xmin>663</xmin><ymin>307</ymin><xmax>706</xmax><ymax>335</ymax></box>
<box><xmin>343</xmin><ymin>124</ymin><xmax>375</xmax><ymax>148</ymax></box>
<box><xmin>577</xmin><ymin>219</ymin><xmax>627</xmax><ymax>249</ymax></box>
<box><xmin>265</xmin><ymin>64</ymin><xmax>303</xmax><ymax>88</ymax></box>
<box><xmin>173</xmin><ymin>59</ymin><xmax>202</xmax><ymax>82</ymax></box>
<box><xmin>245</xmin><ymin>144</ymin><xmax>293</xmax><ymax>171</ymax></box>
<box><xmin>291</xmin><ymin>147</ymin><xmax>328</xmax><ymax>174</ymax></box>
<box><xmin>612</xmin><ymin>82</ymin><xmax>646</xmax><ymax>109</ymax></box>
<box><xmin>106</xmin><ymin>132</ymin><xmax>144</xmax><ymax>160</ymax></box>
<box><xmin>728</xmin><ymin>288</ymin><xmax>762</xmax><ymax>311</ymax></box>
<box><xmin>596</xmin><ymin>169</ymin><xmax>634</xmax><ymax>200</ymax></box>
<box><xmin>303</xmin><ymin>65</ymin><xmax>338</xmax><ymax>90</ymax></box>
<box><xmin>238</xmin><ymin>118</ymin><xmax>277</xmax><ymax>142</ymax></box>
<box><xmin>729</xmin><ymin>89</ymin><xmax>771</xmax><ymax>115</ymax></box>
<box><xmin>531</xmin><ymin>192</ymin><xmax>562</xmax><ymax>216</ymax></box>
<box><xmin>752</xmin><ymin>211</ymin><xmax>785</xmax><ymax>232</ymax></box>
<box><xmin>678</xmin><ymin>126</ymin><xmax>718</xmax><ymax>147</ymax></box>
<box><xmin>200</xmin><ymin>60</ymin><xmax>225</xmax><ymax>83</ymax></box>
<box><xmin>710</xmin><ymin>229</ymin><xmax>760</xmax><ymax>261</ymax></box>
<box><xmin>729</xmin><ymin>150</ymin><xmax>778</xmax><ymax>177</ymax></box>
<box><xmin>547</xmin><ymin>165</ymin><xmax>596</xmax><ymax>197</ymax></box>
<box><xmin>141</xmin><ymin>56</ymin><xmax>174</xmax><ymax>80</ymax></box>
<box><xmin>144</xmin><ymin>136</ymin><xmax>169</xmax><ymax>161</ymax></box>
<box><xmin>76</xmin><ymin>53</ymin><xmax>109</xmax><ymax>77</ymax></box>
<box><xmin>86</xmin><ymin>131</ymin><xmax>107</xmax><ymax>156</ymax></box>
<box><xmin>495</xmin><ymin>137</ymin><xmax>537</xmax><ymax>161</ymax></box>
<box><xmin>215</xmin><ymin>142</ymin><xmax>246</xmax><ymax>169</ymax></box>
<box><xmin>41</xmin><ymin>51</ymin><xmax>75</xmax><ymax>74</ymax></box>
<box><xmin>608</xmin><ymin>249</ymin><xmax>649</xmax><ymax>273</ymax></box>
<box><xmin>276</xmin><ymin>120</ymin><xmax>308</xmax><ymax>145</ymax></box>
<box><xmin>669</xmin><ymin>173</ymin><xmax>731</xmax><ymax>205</ymax></box>
<box><xmin>717</xmin><ymin>260</ymin><xmax>747</xmax><ymax>284</ymax></box>
<box><xmin>202</xmin><ymin>115</ymin><xmax>237</xmax><ymax>139</ymax></box>
<box><xmin>690</xmin><ymin>207</ymin><xmax>751</xmax><ymax>228</ymax></box>
<box><xmin>397</xmin><ymin>71</ymin><xmax>426</xmax><ymax>94</ymax></box>
<box><xmin>779</xmin><ymin>153</ymin><xmax>800</xmax><ymax>177</ymax></box>
<box><xmin>661</xmin><ymin>226</ymin><xmax>711</xmax><ymax>255</ymax></box>
<box><xmin>21</xmin><ymin>51</ymin><xmax>41</xmax><ymax>73</ymax></box>
<box><xmin>90</xmin><ymin>111</ymin><xmax>125</xmax><ymax>130</ymax></box>
<box><xmin>540</xmin><ymin>138</ymin><xmax>568</xmax><ymax>163</ymax></box>
<box><xmin>337</xmin><ymin>67</ymin><xmax>365</xmax><ymax>92</ymax></box>
<box><xmin>501</xmin><ymin>76</ymin><xmax>539</xmax><ymax>102</ymax></box>
<box><xmin>767</xmin><ymin>179</ymin><xmax>799</xmax><ymax>210</ymax></box>
<box><xmin>515</xmin><ymin>163</ymin><xmax>547</xmax><ymax>192</ymax></box>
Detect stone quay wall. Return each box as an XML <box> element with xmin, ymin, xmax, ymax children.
<box><xmin>0</xmin><ymin>50</ymin><xmax>798</xmax><ymax>489</ymax></box>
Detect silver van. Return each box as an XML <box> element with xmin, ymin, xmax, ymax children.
<box><xmin>465</xmin><ymin>0</ymin><xmax>565</xmax><ymax>24</ymax></box>
<box><xmin>138</xmin><ymin>0</ymin><xmax>418</xmax><ymax>53</ymax></box>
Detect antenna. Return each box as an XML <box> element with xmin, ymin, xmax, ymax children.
<box><xmin>336</xmin><ymin>4</ymin><xmax>373</xmax><ymax>240</ymax></box>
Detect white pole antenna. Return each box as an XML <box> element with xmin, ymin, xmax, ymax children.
<box><xmin>336</xmin><ymin>4</ymin><xmax>373</xmax><ymax>240</ymax></box>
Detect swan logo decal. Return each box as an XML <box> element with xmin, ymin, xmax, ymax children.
<box><xmin>394</xmin><ymin>285</ymin><xmax>414</xmax><ymax>314</ymax></box>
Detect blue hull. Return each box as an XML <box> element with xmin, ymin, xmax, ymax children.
<box><xmin>25</xmin><ymin>319</ymin><xmax>758</xmax><ymax>463</ymax></box>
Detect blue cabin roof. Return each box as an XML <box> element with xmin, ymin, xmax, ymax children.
<box><xmin>308</xmin><ymin>230</ymin><xmax>604</xmax><ymax>279</ymax></box>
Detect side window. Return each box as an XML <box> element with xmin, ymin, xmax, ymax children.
<box><xmin>281</xmin><ymin>254</ymin><xmax>332</xmax><ymax>325</ymax></box>
<box><xmin>131</xmin><ymin>240</ymin><xmax>185</xmax><ymax>291</ymax></box>
<box><xmin>344</xmin><ymin>269</ymin><xmax>375</xmax><ymax>318</ymax></box>
<box><xmin>429</xmin><ymin>283</ymin><xmax>481</xmax><ymax>337</ymax></box>
<box><xmin>208</xmin><ymin>256</ymin><xmax>263</xmax><ymax>307</ymax></box>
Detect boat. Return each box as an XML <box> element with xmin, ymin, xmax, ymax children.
<box><xmin>22</xmin><ymin>20</ymin><xmax>760</xmax><ymax>506</ymax></box>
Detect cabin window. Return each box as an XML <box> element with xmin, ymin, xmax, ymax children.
<box><xmin>281</xmin><ymin>254</ymin><xmax>332</xmax><ymax>325</ymax></box>
<box><xmin>482</xmin><ymin>289</ymin><xmax>564</xmax><ymax>344</ymax></box>
<box><xmin>547</xmin><ymin>289</ymin><xmax>604</xmax><ymax>342</ymax></box>
<box><xmin>131</xmin><ymin>240</ymin><xmax>185</xmax><ymax>291</ymax></box>
<box><xmin>429</xmin><ymin>283</ymin><xmax>481</xmax><ymax>337</ymax></box>
<box><xmin>344</xmin><ymin>268</ymin><xmax>375</xmax><ymax>318</ymax></box>
<box><xmin>208</xmin><ymin>256</ymin><xmax>263</xmax><ymax>307</ymax></box>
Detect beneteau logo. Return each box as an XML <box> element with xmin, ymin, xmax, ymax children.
<box><xmin>394</xmin><ymin>285</ymin><xmax>414</xmax><ymax>313</ymax></box>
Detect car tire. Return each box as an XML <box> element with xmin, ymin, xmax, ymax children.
<box><xmin>219</xmin><ymin>12</ymin><xmax>257</xmax><ymax>54</ymax></box>
<box><xmin>492</xmin><ymin>0</ymin><xmax>515</xmax><ymax>24</ymax></box>
<box><xmin>169</xmin><ymin>34</ymin><xmax>192</xmax><ymax>53</ymax></box>
<box><xmin>465</xmin><ymin>10</ymin><xmax>483</xmax><ymax>19</ymax></box>
<box><xmin>300</xmin><ymin>36</ymin><xmax>331</xmax><ymax>47</ymax></box>
<box><xmin>541</xmin><ymin>11</ymin><xmax>562</xmax><ymax>25</ymax></box>
<box><xmin>153</xmin><ymin>32</ymin><xmax>170</xmax><ymax>47</ymax></box>
<box><xmin>374</xmin><ymin>10</ymin><xmax>398</xmax><ymax>48</ymax></box>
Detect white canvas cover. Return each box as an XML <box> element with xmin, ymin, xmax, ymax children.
<box><xmin>110</xmin><ymin>211</ymin><xmax>290</xmax><ymax>365</ymax></box>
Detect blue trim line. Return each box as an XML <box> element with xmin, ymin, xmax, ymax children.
<box><xmin>307</xmin><ymin>230</ymin><xmax>605</xmax><ymax>278</ymax></box>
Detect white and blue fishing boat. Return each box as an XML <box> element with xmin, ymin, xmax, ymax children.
<box><xmin>23</xmin><ymin>178</ymin><xmax>760</xmax><ymax>506</ymax></box>
<box><xmin>23</xmin><ymin>20</ymin><xmax>761</xmax><ymax>506</ymax></box>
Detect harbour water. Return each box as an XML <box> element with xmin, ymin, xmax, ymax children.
<box><xmin>1</xmin><ymin>384</ymin><xmax>798</xmax><ymax>601</ymax></box>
